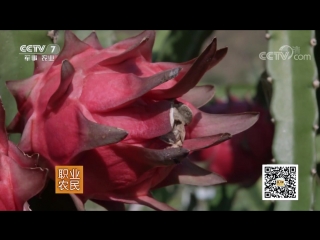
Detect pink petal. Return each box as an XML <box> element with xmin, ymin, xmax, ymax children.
<box><xmin>153</xmin><ymin>159</ymin><xmax>226</xmax><ymax>189</ymax></box>
<box><xmin>0</xmin><ymin>153</ymin><xmax>48</xmax><ymax>210</ymax></box>
<box><xmin>184</xmin><ymin>102</ymin><xmax>259</xmax><ymax>138</ymax></box>
<box><xmin>111</xmin><ymin>143</ymin><xmax>189</xmax><ymax>166</ymax></box>
<box><xmin>7</xmin><ymin>142</ymin><xmax>38</xmax><ymax>167</ymax></box>
<box><xmin>47</xmin><ymin>60</ymin><xmax>75</xmax><ymax>111</ymax></box>
<box><xmin>148</xmin><ymin>39</ymin><xmax>228</xmax><ymax>99</ymax></box>
<box><xmin>83</xmin><ymin>32</ymin><xmax>103</xmax><ymax>50</ymax></box>
<box><xmin>99</xmin><ymin>36</ymin><xmax>150</xmax><ymax>66</ymax></box>
<box><xmin>43</xmin><ymin>101</ymin><xmax>127</xmax><ymax>162</ymax></box>
<box><xmin>0</xmin><ymin>98</ymin><xmax>8</xmax><ymax>154</ymax></box>
<box><xmin>6</xmin><ymin>76</ymin><xmax>38</xmax><ymax>110</ymax></box>
<box><xmin>6</xmin><ymin>112</ymin><xmax>23</xmax><ymax>133</ymax></box>
<box><xmin>76</xmin><ymin>147</ymin><xmax>153</xmax><ymax>196</ymax></box>
<box><xmin>76</xmin><ymin>144</ymin><xmax>182</xmax><ymax>198</ymax></box>
<box><xmin>53</xmin><ymin>31</ymin><xmax>90</xmax><ymax>66</ymax></box>
<box><xmin>179</xmin><ymin>85</ymin><xmax>215</xmax><ymax>108</ymax></box>
<box><xmin>80</xmin><ymin>68</ymin><xmax>181</xmax><ymax>113</ymax></box>
<box><xmin>34</xmin><ymin>55</ymin><xmax>54</xmax><ymax>74</ymax></box>
<box><xmin>5</xmin><ymin>77</ymin><xmax>36</xmax><ymax>134</ymax></box>
<box><xmin>146</xmin><ymin>59</ymin><xmax>196</xmax><ymax>89</ymax></box>
<box><xmin>96</xmin><ymin>58</ymin><xmax>195</xmax><ymax>84</ymax></box>
<box><xmin>27</xmin><ymin>179</ymin><xmax>83</xmax><ymax>211</ymax></box>
<box><xmin>103</xmin><ymin>30</ymin><xmax>155</xmax><ymax>62</ymax></box>
<box><xmin>92</xmin><ymin>100</ymin><xmax>173</xmax><ymax>142</ymax></box>
<box><xmin>183</xmin><ymin>133</ymin><xmax>231</xmax><ymax>151</ymax></box>
<box><xmin>15</xmin><ymin>116</ymin><xmax>34</xmax><ymax>154</ymax></box>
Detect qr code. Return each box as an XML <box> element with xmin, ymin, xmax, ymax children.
<box><xmin>262</xmin><ymin>164</ymin><xmax>298</xmax><ymax>200</ymax></box>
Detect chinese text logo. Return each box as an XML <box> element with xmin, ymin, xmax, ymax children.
<box><xmin>19</xmin><ymin>44</ymin><xmax>60</xmax><ymax>62</ymax></box>
<box><xmin>55</xmin><ymin>166</ymin><xmax>83</xmax><ymax>194</ymax></box>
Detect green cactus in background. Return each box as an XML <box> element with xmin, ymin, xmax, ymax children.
<box><xmin>312</xmin><ymin>30</ymin><xmax>320</xmax><ymax>210</ymax></box>
<box><xmin>266</xmin><ymin>30</ymin><xmax>318</xmax><ymax>210</ymax></box>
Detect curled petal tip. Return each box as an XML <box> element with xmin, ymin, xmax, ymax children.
<box><xmin>83</xmin><ymin>32</ymin><xmax>103</xmax><ymax>50</ymax></box>
<box><xmin>218</xmin><ymin>47</ymin><xmax>228</xmax><ymax>56</ymax></box>
<box><xmin>61</xmin><ymin>60</ymin><xmax>75</xmax><ymax>77</ymax></box>
<box><xmin>46</xmin><ymin>59</ymin><xmax>75</xmax><ymax>110</ymax></box>
<box><xmin>76</xmin><ymin>111</ymin><xmax>129</xmax><ymax>153</ymax></box>
<box><xmin>114</xmin><ymin>128</ymin><xmax>129</xmax><ymax>140</ymax></box>
<box><xmin>53</xmin><ymin>30</ymin><xmax>90</xmax><ymax>65</ymax></box>
<box><xmin>149</xmin><ymin>37</ymin><xmax>225</xmax><ymax>100</ymax></box>
<box><xmin>211</xmin><ymin>37</ymin><xmax>217</xmax><ymax>45</ymax></box>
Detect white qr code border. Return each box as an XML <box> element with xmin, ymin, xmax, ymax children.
<box><xmin>262</xmin><ymin>164</ymin><xmax>298</xmax><ymax>201</ymax></box>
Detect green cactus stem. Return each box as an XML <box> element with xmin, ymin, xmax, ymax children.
<box><xmin>266</xmin><ymin>30</ymin><xmax>318</xmax><ymax>210</ymax></box>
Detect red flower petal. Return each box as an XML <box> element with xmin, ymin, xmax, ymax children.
<box><xmin>83</xmin><ymin>32</ymin><xmax>103</xmax><ymax>50</ymax></box>
<box><xmin>179</xmin><ymin>85</ymin><xmax>215</xmax><ymax>108</ymax></box>
<box><xmin>6</xmin><ymin>76</ymin><xmax>38</xmax><ymax>110</ymax></box>
<box><xmin>103</xmin><ymin>30</ymin><xmax>155</xmax><ymax>62</ymax></box>
<box><xmin>47</xmin><ymin>60</ymin><xmax>75</xmax><ymax>111</ymax></box>
<box><xmin>53</xmin><ymin>31</ymin><xmax>91</xmax><ymax>66</ymax></box>
<box><xmin>153</xmin><ymin>159</ymin><xmax>226</xmax><ymax>189</ymax></box>
<box><xmin>99</xmin><ymin>35</ymin><xmax>150</xmax><ymax>66</ymax></box>
<box><xmin>148</xmin><ymin>38</ymin><xmax>228</xmax><ymax>99</ymax></box>
<box><xmin>183</xmin><ymin>133</ymin><xmax>231</xmax><ymax>151</ymax></box>
<box><xmin>38</xmin><ymin>101</ymin><xmax>127</xmax><ymax>162</ymax></box>
<box><xmin>92</xmin><ymin>100</ymin><xmax>173</xmax><ymax>142</ymax></box>
<box><xmin>184</xmin><ymin>102</ymin><xmax>259</xmax><ymax>138</ymax></box>
<box><xmin>0</xmin><ymin>99</ymin><xmax>47</xmax><ymax>211</ymax></box>
<box><xmin>0</xmin><ymin>98</ymin><xmax>8</xmax><ymax>154</ymax></box>
<box><xmin>80</xmin><ymin>68</ymin><xmax>181</xmax><ymax>113</ymax></box>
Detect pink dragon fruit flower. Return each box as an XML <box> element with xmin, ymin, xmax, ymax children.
<box><xmin>6</xmin><ymin>30</ymin><xmax>259</xmax><ymax>210</ymax></box>
<box><xmin>0</xmin><ymin>97</ymin><xmax>47</xmax><ymax>211</ymax></box>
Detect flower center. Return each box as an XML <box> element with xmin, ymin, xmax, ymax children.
<box><xmin>159</xmin><ymin>102</ymin><xmax>193</xmax><ymax>148</ymax></box>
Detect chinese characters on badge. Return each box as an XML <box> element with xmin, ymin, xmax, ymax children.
<box><xmin>55</xmin><ymin>166</ymin><xmax>83</xmax><ymax>194</ymax></box>
<box><xmin>24</xmin><ymin>55</ymin><xmax>55</xmax><ymax>62</ymax></box>
<box><xmin>20</xmin><ymin>44</ymin><xmax>60</xmax><ymax>62</ymax></box>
